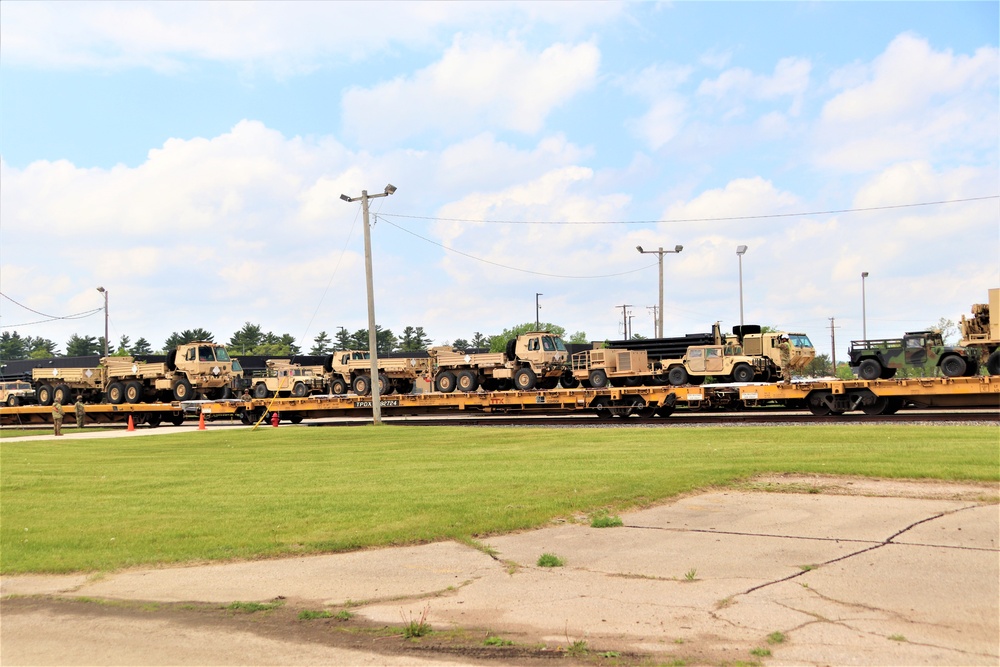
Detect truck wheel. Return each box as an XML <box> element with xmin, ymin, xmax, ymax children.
<box><xmin>667</xmin><ymin>366</ymin><xmax>688</xmax><ymax>386</ymax></box>
<box><xmin>435</xmin><ymin>372</ymin><xmax>456</xmax><ymax>393</ymax></box>
<box><xmin>987</xmin><ymin>349</ymin><xmax>1000</xmax><ymax>375</ymax></box>
<box><xmin>330</xmin><ymin>378</ymin><xmax>347</xmax><ymax>395</ymax></box>
<box><xmin>395</xmin><ymin>379</ymin><xmax>414</xmax><ymax>394</ymax></box>
<box><xmin>513</xmin><ymin>367</ymin><xmax>537</xmax><ymax>391</ymax></box>
<box><xmin>106</xmin><ymin>382</ymin><xmax>125</xmax><ymax>404</ymax></box>
<box><xmin>53</xmin><ymin>383</ymin><xmax>72</xmax><ymax>405</ymax></box>
<box><xmin>732</xmin><ymin>363</ymin><xmax>754</xmax><ymax>383</ymax></box>
<box><xmin>879</xmin><ymin>367</ymin><xmax>897</xmax><ymax>379</ymax></box>
<box><xmin>457</xmin><ymin>370</ymin><xmax>478</xmax><ymax>392</ymax></box>
<box><xmin>37</xmin><ymin>384</ymin><xmax>54</xmax><ymax>406</ymax></box>
<box><xmin>940</xmin><ymin>355</ymin><xmax>966</xmax><ymax>377</ymax></box>
<box><xmin>560</xmin><ymin>371</ymin><xmax>580</xmax><ymax>389</ymax></box>
<box><xmin>172</xmin><ymin>378</ymin><xmax>194</xmax><ymax>401</ymax></box>
<box><xmin>6</xmin><ymin>395</ymin><xmax>19</xmax><ymax>407</ymax></box>
<box><xmin>253</xmin><ymin>383</ymin><xmax>271</xmax><ymax>399</ymax></box>
<box><xmin>353</xmin><ymin>375</ymin><xmax>372</xmax><ymax>396</ymax></box>
<box><xmin>125</xmin><ymin>381</ymin><xmax>144</xmax><ymax>404</ymax></box>
<box><xmin>291</xmin><ymin>382</ymin><xmax>308</xmax><ymax>398</ymax></box>
<box><xmin>858</xmin><ymin>359</ymin><xmax>882</xmax><ymax>380</ymax></box>
<box><xmin>588</xmin><ymin>369</ymin><xmax>608</xmax><ymax>388</ymax></box>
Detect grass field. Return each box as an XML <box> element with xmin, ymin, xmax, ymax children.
<box><xmin>2</xmin><ymin>424</ymin><xmax>997</xmax><ymax>574</ymax></box>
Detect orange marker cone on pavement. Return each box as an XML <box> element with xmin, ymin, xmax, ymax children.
<box><xmin>127</xmin><ymin>415</ymin><xmax>135</xmax><ymax>431</ymax></box>
<box><xmin>198</xmin><ymin>412</ymin><xmax>206</xmax><ymax>430</ymax></box>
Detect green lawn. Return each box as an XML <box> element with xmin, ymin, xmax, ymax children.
<box><xmin>2</xmin><ymin>424</ymin><xmax>997</xmax><ymax>574</ymax></box>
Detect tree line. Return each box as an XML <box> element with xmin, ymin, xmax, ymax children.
<box><xmin>0</xmin><ymin>321</ymin><xmax>589</xmax><ymax>362</ymax></box>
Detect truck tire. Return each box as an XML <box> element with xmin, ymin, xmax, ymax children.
<box><xmin>456</xmin><ymin>370</ymin><xmax>478</xmax><ymax>392</ymax></box>
<box><xmin>940</xmin><ymin>355</ymin><xmax>966</xmax><ymax>377</ymax></box>
<box><xmin>435</xmin><ymin>372</ymin><xmax>456</xmax><ymax>393</ymax></box>
<box><xmin>395</xmin><ymin>379</ymin><xmax>414</xmax><ymax>394</ymax></box>
<box><xmin>36</xmin><ymin>384</ymin><xmax>54</xmax><ymax>406</ymax></box>
<box><xmin>588</xmin><ymin>369</ymin><xmax>609</xmax><ymax>388</ymax></box>
<box><xmin>732</xmin><ymin>363</ymin><xmax>754</xmax><ymax>383</ymax></box>
<box><xmin>353</xmin><ymin>375</ymin><xmax>372</xmax><ymax>396</ymax></box>
<box><xmin>6</xmin><ymin>395</ymin><xmax>19</xmax><ymax>407</ymax></box>
<box><xmin>172</xmin><ymin>378</ymin><xmax>194</xmax><ymax>401</ymax></box>
<box><xmin>560</xmin><ymin>370</ymin><xmax>580</xmax><ymax>389</ymax></box>
<box><xmin>513</xmin><ymin>367</ymin><xmax>537</xmax><ymax>391</ymax></box>
<box><xmin>291</xmin><ymin>382</ymin><xmax>308</xmax><ymax>398</ymax></box>
<box><xmin>377</xmin><ymin>374</ymin><xmax>391</xmax><ymax>395</ymax></box>
<box><xmin>53</xmin><ymin>383</ymin><xmax>72</xmax><ymax>405</ymax></box>
<box><xmin>667</xmin><ymin>366</ymin><xmax>688</xmax><ymax>386</ymax></box>
<box><xmin>987</xmin><ymin>349</ymin><xmax>1000</xmax><ymax>376</ymax></box>
<box><xmin>857</xmin><ymin>358</ymin><xmax>882</xmax><ymax>381</ymax></box>
<box><xmin>125</xmin><ymin>381</ymin><xmax>144</xmax><ymax>404</ymax></box>
<box><xmin>106</xmin><ymin>382</ymin><xmax>126</xmax><ymax>405</ymax></box>
<box><xmin>329</xmin><ymin>378</ymin><xmax>347</xmax><ymax>395</ymax></box>
<box><xmin>253</xmin><ymin>383</ymin><xmax>271</xmax><ymax>399</ymax></box>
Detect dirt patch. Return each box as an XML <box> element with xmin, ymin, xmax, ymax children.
<box><xmin>738</xmin><ymin>472</ymin><xmax>1000</xmax><ymax>502</ymax></box>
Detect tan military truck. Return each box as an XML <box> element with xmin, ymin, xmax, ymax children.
<box><xmin>730</xmin><ymin>328</ymin><xmax>816</xmax><ymax>379</ymax></box>
<box><xmin>32</xmin><ymin>341</ymin><xmax>236</xmax><ymax>405</ymax></box>
<box><xmin>428</xmin><ymin>332</ymin><xmax>571</xmax><ymax>392</ymax></box>
<box><xmin>570</xmin><ymin>348</ymin><xmax>658</xmax><ymax>388</ymax></box>
<box><xmin>250</xmin><ymin>359</ymin><xmax>327</xmax><ymax>399</ymax></box>
<box><xmin>322</xmin><ymin>350</ymin><xmax>428</xmax><ymax>396</ymax></box>
<box><xmin>1</xmin><ymin>380</ymin><xmax>36</xmax><ymax>406</ymax></box>
<box><xmin>664</xmin><ymin>344</ymin><xmax>772</xmax><ymax>385</ymax></box>
<box><xmin>960</xmin><ymin>288</ymin><xmax>1000</xmax><ymax>375</ymax></box>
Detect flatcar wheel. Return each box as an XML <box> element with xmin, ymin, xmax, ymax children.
<box><xmin>861</xmin><ymin>396</ymin><xmax>890</xmax><ymax>415</ymax></box>
<box><xmin>169</xmin><ymin>412</ymin><xmax>185</xmax><ymax>426</ymax></box>
<box><xmin>807</xmin><ymin>400</ymin><xmax>831</xmax><ymax>416</ymax></box>
<box><xmin>591</xmin><ymin>397</ymin><xmax>613</xmax><ymax>419</ymax></box>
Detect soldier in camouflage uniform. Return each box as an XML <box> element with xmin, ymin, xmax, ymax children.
<box><xmin>74</xmin><ymin>397</ymin><xmax>86</xmax><ymax>428</ymax></box>
<box><xmin>51</xmin><ymin>400</ymin><xmax>64</xmax><ymax>436</ymax></box>
<box><xmin>778</xmin><ymin>337</ymin><xmax>792</xmax><ymax>383</ymax></box>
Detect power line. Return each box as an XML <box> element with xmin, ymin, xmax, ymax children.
<box><xmin>0</xmin><ymin>292</ymin><xmax>102</xmax><ymax>328</ymax></box>
<box><xmin>380</xmin><ymin>195</ymin><xmax>998</xmax><ymax>226</ymax></box>
<box><xmin>378</xmin><ymin>216</ymin><xmax>657</xmax><ymax>279</ymax></box>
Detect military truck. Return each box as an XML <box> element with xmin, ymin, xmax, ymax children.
<box><xmin>428</xmin><ymin>331</ymin><xmax>571</xmax><ymax>392</ymax></box>
<box><xmin>848</xmin><ymin>331</ymin><xmax>978</xmax><ymax>380</ymax></box>
<box><xmin>322</xmin><ymin>350</ymin><xmax>428</xmax><ymax>396</ymax></box>
<box><xmin>1</xmin><ymin>380</ymin><xmax>36</xmax><ymax>406</ymax></box>
<box><xmin>31</xmin><ymin>341</ymin><xmax>236</xmax><ymax>405</ymax></box>
<box><xmin>959</xmin><ymin>288</ymin><xmax>1000</xmax><ymax>375</ymax></box>
<box><xmin>249</xmin><ymin>359</ymin><xmax>327</xmax><ymax>399</ymax></box>
<box><xmin>664</xmin><ymin>344</ymin><xmax>774</xmax><ymax>385</ymax></box>
<box><xmin>570</xmin><ymin>348</ymin><xmax>658</xmax><ymax>388</ymax></box>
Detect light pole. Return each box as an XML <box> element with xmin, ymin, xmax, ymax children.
<box><xmin>861</xmin><ymin>271</ymin><xmax>869</xmax><ymax>341</ymax></box>
<box><xmin>636</xmin><ymin>245</ymin><xmax>683</xmax><ymax>338</ymax></box>
<box><xmin>736</xmin><ymin>245</ymin><xmax>748</xmax><ymax>327</ymax></box>
<box><xmin>96</xmin><ymin>286</ymin><xmax>109</xmax><ymax>359</ymax></box>
<box><xmin>535</xmin><ymin>293</ymin><xmax>542</xmax><ymax>329</ymax></box>
<box><xmin>340</xmin><ymin>183</ymin><xmax>397</xmax><ymax>425</ymax></box>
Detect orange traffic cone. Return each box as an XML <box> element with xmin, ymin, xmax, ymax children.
<box><xmin>127</xmin><ymin>415</ymin><xmax>135</xmax><ymax>432</ymax></box>
<box><xmin>198</xmin><ymin>412</ymin><xmax>206</xmax><ymax>430</ymax></box>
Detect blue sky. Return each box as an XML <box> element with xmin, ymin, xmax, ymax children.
<box><xmin>1</xmin><ymin>1</ymin><xmax>997</xmax><ymax>358</ymax></box>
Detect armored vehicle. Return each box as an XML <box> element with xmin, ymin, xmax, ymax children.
<box><xmin>848</xmin><ymin>331</ymin><xmax>978</xmax><ymax>380</ymax></box>
<box><xmin>428</xmin><ymin>332</ymin><xmax>571</xmax><ymax>392</ymax></box>
<box><xmin>1</xmin><ymin>380</ymin><xmax>36</xmax><ymax>406</ymax></box>
<box><xmin>32</xmin><ymin>341</ymin><xmax>236</xmax><ymax>405</ymax></box>
<box><xmin>959</xmin><ymin>288</ymin><xmax>1000</xmax><ymax>375</ymax></box>
<box><xmin>250</xmin><ymin>359</ymin><xmax>327</xmax><ymax>399</ymax></box>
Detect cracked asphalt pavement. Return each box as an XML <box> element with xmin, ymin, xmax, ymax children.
<box><xmin>2</xmin><ymin>475</ymin><xmax>998</xmax><ymax>666</ymax></box>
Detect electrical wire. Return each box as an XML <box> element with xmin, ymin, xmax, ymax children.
<box><xmin>379</xmin><ymin>195</ymin><xmax>999</xmax><ymax>225</ymax></box>
<box><xmin>0</xmin><ymin>292</ymin><xmax>103</xmax><ymax>328</ymax></box>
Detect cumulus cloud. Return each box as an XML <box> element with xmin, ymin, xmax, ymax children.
<box><xmin>697</xmin><ymin>56</ymin><xmax>811</xmax><ymax>116</ymax></box>
<box><xmin>341</xmin><ymin>36</ymin><xmax>600</xmax><ymax>146</ymax></box>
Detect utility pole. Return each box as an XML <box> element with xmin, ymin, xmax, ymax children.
<box><xmin>616</xmin><ymin>304</ymin><xmax>631</xmax><ymax>339</ymax></box>
<box><xmin>340</xmin><ymin>184</ymin><xmax>397</xmax><ymax>425</ymax></box>
<box><xmin>647</xmin><ymin>305</ymin><xmax>658</xmax><ymax>336</ymax></box>
<box><xmin>535</xmin><ymin>293</ymin><xmax>542</xmax><ymax>329</ymax></box>
<box><xmin>636</xmin><ymin>245</ymin><xmax>683</xmax><ymax>337</ymax></box>
<box><xmin>829</xmin><ymin>317</ymin><xmax>839</xmax><ymax>376</ymax></box>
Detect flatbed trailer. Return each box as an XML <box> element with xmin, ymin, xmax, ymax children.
<box><xmin>2</xmin><ymin>377</ymin><xmax>997</xmax><ymax>426</ymax></box>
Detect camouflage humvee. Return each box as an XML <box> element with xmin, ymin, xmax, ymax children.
<box><xmin>848</xmin><ymin>330</ymin><xmax>979</xmax><ymax>380</ymax></box>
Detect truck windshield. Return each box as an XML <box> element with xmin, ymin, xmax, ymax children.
<box><xmin>215</xmin><ymin>348</ymin><xmax>231</xmax><ymax>361</ymax></box>
<box><xmin>788</xmin><ymin>334</ymin><xmax>812</xmax><ymax>348</ymax></box>
<box><xmin>542</xmin><ymin>336</ymin><xmax>567</xmax><ymax>351</ymax></box>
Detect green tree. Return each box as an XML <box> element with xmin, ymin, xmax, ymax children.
<box><xmin>804</xmin><ymin>353</ymin><xmax>832</xmax><ymax>377</ymax></box>
<box><xmin>349</xmin><ymin>327</ymin><xmax>397</xmax><ymax>355</ymax></box>
<box><xmin>0</xmin><ymin>331</ymin><xmax>29</xmax><ymax>361</ymax></box>
<box><xmin>451</xmin><ymin>338</ymin><xmax>470</xmax><ymax>350</ymax></box>
<box><xmin>277</xmin><ymin>333</ymin><xmax>300</xmax><ymax>356</ymax></box>
<box><xmin>66</xmin><ymin>334</ymin><xmax>101</xmax><ymax>356</ymax></box>
<box><xmin>228</xmin><ymin>322</ymin><xmax>263</xmax><ymax>355</ymax></box>
<box><xmin>334</xmin><ymin>327</ymin><xmax>352</xmax><ymax>351</ymax></box>
<box><xmin>310</xmin><ymin>331</ymin><xmax>333</xmax><ymax>355</ymax></box>
<box><xmin>399</xmin><ymin>326</ymin><xmax>432</xmax><ymax>352</ymax></box>
<box><xmin>567</xmin><ymin>331</ymin><xmax>588</xmax><ymax>344</ymax></box>
<box><xmin>471</xmin><ymin>332</ymin><xmax>488</xmax><ymax>348</ymax></box>
<box><xmin>28</xmin><ymin>336</ymin><xmax>59</xmax><ymax>358</ymax></box>
<box><xmin>165</xmin><ymin>329</ymin><xmax>214</xmax><ymax>349</ymax></box>
<box><xmin>131</xmin><ymin>338</ymin><xmax>153</xmax><ymax>355</ymax></box>
<box><xmin>930</xmin><ymin>317</ymin><xmax>958</xmax><ymax>345</ymax></box>
<box><xmin>114</xmin><ymin>335</ymin><xmax>132</xmax><ymax>356</ymax></box>
<box><xmin>489</xmin><ymin>322</ymin><xmax>567</xmax><ymax>352</ymax></box>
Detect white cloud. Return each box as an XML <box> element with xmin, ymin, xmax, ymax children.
<box><xmin>697</xmin><ymin>56</ymin><xmax>811</xmax><ymax>116</ymax></box>
<box><xmin>341</xmin><ymin>36</ymin><xmax>600</xmax><ymax>146</ymax></box>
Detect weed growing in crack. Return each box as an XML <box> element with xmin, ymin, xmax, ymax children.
<box><xmin>799</xmin><ymin>564</ymin><xmax>816</xmax><ymax>571</ymax></box>
<box><xmin>590</xmin><ymin>511</ymin><xmax>623</xmax><ymax>528</ymax></box>
<box><xmin>484</xmin><ymin>634</ymin><xmax>513</xmax><ymax>647</ymax></box>
<box><xmin>751</xmin><ymin>646</ymin><xmax>772</xmax><ymax>657</ymax></box>
<box><xmin>599</xmin><ymin>650</ymin><xmax>621</xmax><ymax>658</ymax></box>
<box><xmin>401</xmin><ymin>605</ymin><xmax>431</xmax><ymax>639</ymax></box>
<box><xmin>566</xmin><ymin>639</ymin><xmax>588</xmax><ymax>656</ymax></box>
<box><xmin>767</xmin><ymin>631</ymin><xmax>786</xmax><ymax>644</ymax></box>
<box><xmin>226</xmin><ymin>600</ymin><xmax>283</xmax><ymax>613</ymax></box>
<box><xmin>684</xmin><ymin>568</ymin><xmax>698</xmax><ymax>581</ymax></box>
<box><xmin>888</xmin><ymin>634</ymin><xmax>907</xmax><ymax>642</ymax></box>
<box><xmin>537</xmin><ymin>553</ymin><xmax>564</xmax><ymax>567</ymax></box>
<box><xmin>298</xmin><ymin>609</ymin><xmax>332</xmax><ymax>620</ymax></box>
<box><xmin>335</xmin><ymin>610</ymin><xmax>354</xmax><ymax>621</ymax></box>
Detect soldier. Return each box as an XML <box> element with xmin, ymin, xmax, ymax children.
<box><xmin>240</xmin><ymin>388</ymin><xmax>252</xmax><ymax>402</ymax></box>
<box><xmin>778</xmin><ymin>337</ymin><xmax>792</xmax><ymax>383</ymax></box>
<box><xmin>52</xmin><ymin>400</ymin><xmax>64</xmax><ymax>436</ymax></box>
<box><xmin>74</xmin><ymin>397</ymin><xmax>86</xmax><ymax>428</ymax></box>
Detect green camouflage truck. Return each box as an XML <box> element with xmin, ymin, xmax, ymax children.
<box><xmin>848</xmin><ymin>330</ymin><xmax>979</xmax><ymax>380</ymax></box>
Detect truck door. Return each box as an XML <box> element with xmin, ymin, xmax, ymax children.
<box><xmin>688</xmin><ymin>348</ymin><xmax>705</xmax><ymax>372</ymax></box>
<box><xmin>904</xmin><ymin>335</ymin><xmax>928</xmax><ymax>366</ymax></box>
<box><xmin>704</xmin><ymin>347</ymin><xmax>724</xmax><ymax>373</ymax></box>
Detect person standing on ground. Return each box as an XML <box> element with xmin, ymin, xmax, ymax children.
<box><xmin>52</xmin><ymin>400</ymin><xmax>65</xmax><ymax>436</ymax></box>
<box><xmin>74</xmin><ymin>397</ymin><xmax>86</xmax><ymax>428</ymax></box>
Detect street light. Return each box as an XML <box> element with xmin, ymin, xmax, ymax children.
<box><xmin>636</xmin><ymin>245</ymin><xmax>683</xmax><ymax>338</ymax></box>
<box><xmin>861</xmin><ymin>271</ymin><xmax>869</xmax><ymax>341</ymax></box>
<box><xmin>96</xmin><ymin>286</ymin><xmax>109</xmax><ymax>359</ymax></box>
<box><xmin>736</xmin><ymin>245</ymin><xmax>748</xmax><ymax>327</ymax></box>
<box><xmin>339</xmin><ymin>183</ymin><xmax>397</xmax><ymax>425</ymax></box>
